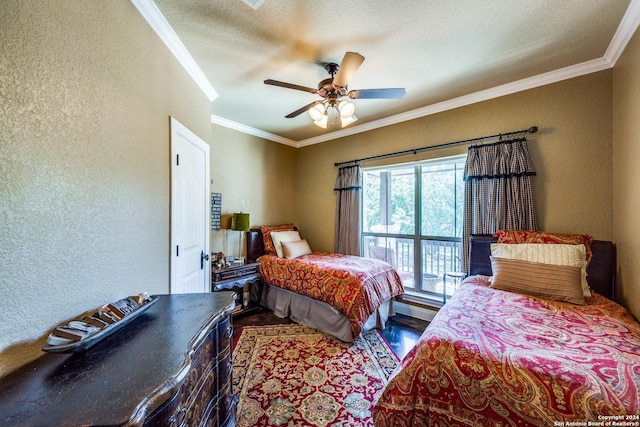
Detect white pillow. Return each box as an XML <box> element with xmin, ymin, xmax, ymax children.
<box><xmin>282</xmin><ymin>239</ymin><xmax>312</xmax><ymax>259</ymax></box>
<box><xmin>270</xmin><ymin>230</ymin><xmax>301</xmax><ymax>258</ymax></box>
<box><xmin>490</xmin><ymin>243</ymin><xmax>590</xmax><ymax>297</ymax></box>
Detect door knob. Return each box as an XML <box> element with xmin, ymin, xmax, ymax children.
<box><xmin>201</xmin><ymin>250</ymin><xmax>209</xmax><ymax>270</ymax></box>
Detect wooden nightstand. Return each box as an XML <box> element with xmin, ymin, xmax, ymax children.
<box><xmin>212</xmin><ymin>262</ymin><xmax>263</xmax><ymax>317</ymax></box>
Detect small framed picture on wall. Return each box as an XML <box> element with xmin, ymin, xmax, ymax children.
<box><xmin>211</xmin><ymin>193</ymin><xmax>221</xmax><ymax>230</ymax></box>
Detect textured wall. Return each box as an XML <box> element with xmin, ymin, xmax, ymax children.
<box><xmin>209</xmin><ymin>124</ymin><xmax>298</xmax><ymax>256</ymax></box>
<box><xmin>0</xmin><ymin>1</ymin><xmax>211</xmax><ymax>375</ymax></box>
<box><xmin>297</xmin><ymin>72</ymin><xmax>614</xmax><ymax>253</ymax></box>
<box><xmin>613</xmin><ymin>27</ymin><xmax>640</xmax><ymax>321</ymax></box>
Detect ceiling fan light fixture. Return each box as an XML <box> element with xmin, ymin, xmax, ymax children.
<box><xmin>308</xmin><ymin>104</ymin><xmax>325</xmax><ymax>121</ymax></box>
<box><xmin>340</xmin><ymin>114</ymin><xmax>358</xmax><ymax>127</ymax></box>
<box><xmin>338</xmin><ymin>101</ymin><xmax>355</xmax><ymax>118</ymax></box>
<box><xmin>265</xmin><ymin>51</ymin><xmax>405</xmax><ymax>131</ymax></box>
<box><xmin>313</xmin><ymin>112</ymin><xmax>328</xmax><ymax>128</ymax></box>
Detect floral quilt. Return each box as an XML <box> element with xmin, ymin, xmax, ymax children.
<box><xmin>258</xmin><ymin>253</ymin><xmax>404</xmax><ymax>337</ymax></box>
<box><xmin>373</xmin><ymin>276</ymin><xmax>640</xmax><ymax>426</ymax></box>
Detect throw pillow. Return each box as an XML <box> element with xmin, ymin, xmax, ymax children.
<box><xmin>490</xmin><ymin>243</ymin><xmax>590</xmax><ymax>297</ymax></box>
<box><xmin>260</xmin><ymin>224</ymin><xmax>294</xmax><ymax>255</ymax></box>
<box><xmin>490</xmin><ymin>257</ymin><xmax>585</xmax><ymax>305</ymax></box>
<box><xmin>493</xmin><ymin>230</ymin><xmax>594</xmax><ymax>263</ymax></box>
<box><xmin>282</xmin><ymin>239</ymin><xmax>312</xmax><ymax>259</ymax></box>
<box><xmin>270</xmin><ymin>230</ymin><xmax>301</xmax><ymax>258</ymax></box>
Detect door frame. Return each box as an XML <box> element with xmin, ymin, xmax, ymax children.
<box><xmin>170</xmin><ymin>116</ymin><xmax>211</xmax><ymax>293</ymax></box>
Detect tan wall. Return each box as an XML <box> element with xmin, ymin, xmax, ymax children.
<box><xmin>209</xmin><ymin>125</ymin><xmax>298</xmax><ymax>257</ymax></box>
<box><xmin>0</xmin><ymin>1</ymin><xmax>211</xmax><ymax>375</ymax></box>
<box><xmin>613</xmin><ymin>28</ymin><xmax>640</xmax><ymax>320</ymax></box>
<box><xmin>298</xmin><ymin>72</ymin><xmax>614</xmax><ymax>253</ymax></box>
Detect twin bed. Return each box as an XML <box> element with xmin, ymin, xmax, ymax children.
<box><xmin>246</xmin><ymin>225</ymin><xmax>404</xmax><ymax>342</ymax></box>
<box><xmin>373</xmin><ymin>233</ymin><xmax>640</xmax><ymax>426</ymax></box>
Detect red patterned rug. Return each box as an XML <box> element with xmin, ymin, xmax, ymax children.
<box><xmin>232</xmin><ymin>324</ymin><xmax>400</xmax><ymax>427</ymax></box>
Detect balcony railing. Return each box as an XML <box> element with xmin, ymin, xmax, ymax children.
<box><xmin>364</xmin><ymin>235</ymin><xmax>463</xmax><ymax>301</ymax></box>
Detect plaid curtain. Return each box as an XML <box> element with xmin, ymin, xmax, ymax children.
<box><xmin>334</xmin><ymin>165</ymin><xmax>361</xmax><ymax>255</ymax></box>
<box><xmin>462</xmin><ymin>137</ymin><xmax>538</xmax><ymax>271</ymax></box>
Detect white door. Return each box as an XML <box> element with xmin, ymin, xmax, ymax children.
<box><xmin>171</xmin><ymin>117</ymin><xmax>210</xmax><ymax>294</ymax></box>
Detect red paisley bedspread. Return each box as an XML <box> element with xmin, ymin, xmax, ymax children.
<box><xmin>374</xmin><ymin>276</ymin><xmax>640</xmax><ymax>426</ymax></box>
<box><xmin>259</xmin><ymin>252</ymin><xmax>404</xmax><ymax>337</ymax></box>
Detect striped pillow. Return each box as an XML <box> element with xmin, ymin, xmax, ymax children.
<box><xmin>282</xmin><ymin>239</ymin><xmax>312</xmax><ymax>259</ymax></box>
<box><xmin>490</xmin><ymin>257</ymin><xmax>585</xmax><ymax>305</ymax></box>
<box><xmin>490</xmin><ymin>243</ymin><xmax>590</xmax><ymax>297</ymax></box>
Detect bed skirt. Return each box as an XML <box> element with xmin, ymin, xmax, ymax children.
<box><xmin>258</xmin><ymin>283</ymin><xmax>394</xmax><ymax>342</ymax></box>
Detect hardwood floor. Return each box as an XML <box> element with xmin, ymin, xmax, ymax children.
<box><xmin>233</xmin><ymin>309</ymin><xmax>429</xmax><ymax>359</ymax></box>
<box><xmin>381</xmin><ymin>312</ymin><xmax>429</xmax><ymax>359</ymax></box>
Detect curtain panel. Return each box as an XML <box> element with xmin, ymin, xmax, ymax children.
<box><xmin>462</xmin><ymin>138</ymin><xmax>538</xmax><ymax>270</ymax></box>
<box><xmin>334</xmin><ymin>165</ymin><xmax>362</xmax><ymax>255</ymax></box>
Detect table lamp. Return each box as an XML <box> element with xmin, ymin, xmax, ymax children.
<box><xmin>231</xmin><ymin>212</ymin><xmax>250</xmax><ymax>257</ymax></box>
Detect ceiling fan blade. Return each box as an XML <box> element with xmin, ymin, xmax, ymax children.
<box><xmin>285</xmin><ymin>101</ymin><xmax>323</xmax><ymax>118</ymax></box>
<box><xmin>264</xmin><ymin>79</ymin><xmax>318</xmax><ymax>94</ymax></box>
<box><xmin>332</xmin><ymin>52</ymin><xmax>365</xmax><ymax>88</ymax></box>
<box><xmin>348</xmin><ymin>88</ymin><xmax>406</xmax><ymax>99</ymax></box>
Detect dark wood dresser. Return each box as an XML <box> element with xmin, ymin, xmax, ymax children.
<box><xmin>0</xmin><ymin>293</ymin><xmax>237</xmax><ymax>426</ymax></box>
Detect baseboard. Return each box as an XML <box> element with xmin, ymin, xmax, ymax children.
<box><xmin>394</xmin><ymin>301</ymin><xmax>438</xmax><ymax>322</ymax></box>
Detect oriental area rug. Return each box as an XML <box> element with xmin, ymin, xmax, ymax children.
<box><xmin>232</xmin><ymin>324</ymin><xmax>400</xmax><ymax>427</ymax></box>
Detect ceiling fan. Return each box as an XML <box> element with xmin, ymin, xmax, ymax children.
<box><xmin>264</xmin><ymin>52</ymin><xmax>406</xmax><ymax>128</ymax></box>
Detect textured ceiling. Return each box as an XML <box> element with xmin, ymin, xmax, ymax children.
<box><xmin>153</xmin><ymin>0</ymin><xmax>632</xmax><ymax>144</ymax></box>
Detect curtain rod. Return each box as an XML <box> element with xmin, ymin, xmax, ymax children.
<box><xmin>334</xmin><ymin>126</ymin><xmax>539</xmax><ymax>167</ymax></box>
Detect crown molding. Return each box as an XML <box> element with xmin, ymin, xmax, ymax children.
<box><xmin>211</xmin><ymin>115</ymin><xmax>298</xmax><ymax>147</ymax></box>
<box><xmin>130</xmin><ymin>0</ymin><xmax>218</xmax><ymax>102</ymax></box>
<box><xmin>214</xmin><ymin>55</ymin><xmax>612</xmax><ymax>148</ymax></box>
<box><xmin>604</xmin><ymin>0</ymin><xmax>640</xmax><ymax>66</ymax></box>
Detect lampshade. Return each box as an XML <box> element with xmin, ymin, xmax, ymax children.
<box><xmin>340</xmin><ymin>114</ymin><xmax>357</xmax><ymax>127</ymax></box>
<box><xmin>313</xmin><ymin>113</ymin><xmax>328</xmax><ymax>129</ymax></box>
<box><xmin>308</xmin><ymin>104</ymin><xmax>325</xmax><ymax>121</ymax></box>
<box><xmin>231</xmin><ymin>212</ymin><xmax>250</xmax><ymax>232</ymax></box>
<box><xmin>338</xmin><ymin>101</ymin><xmax>355</xmax><ymax>118</ymax></box>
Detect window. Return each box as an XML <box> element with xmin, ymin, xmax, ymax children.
<box><xmin>362</xmin><ymin>155</ymin><xmax>465</xmax><ymax>305</ymax></box>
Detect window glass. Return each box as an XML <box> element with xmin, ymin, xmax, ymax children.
<box><xmin>362</xmin><ymin>156</ymin><xmax>466</xmax><ymax>303</ymax></box>
<box><xmin>421</xmin><ymin>161</ymin><xmax>463</xmax><ymax>238</ymax></box>
<box><xmin>362</xmin><ymin>167</ymin><xmax>414</xmax><ymax>234</ymax></box>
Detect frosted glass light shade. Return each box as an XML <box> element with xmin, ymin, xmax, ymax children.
<box><xmin>313</xmin><ymin>113</ymin><xmax>328</xmax><ymax>128</ymax></box>
<box><xmin>308</xmin><ymin>104</ymin><xmax>325</xmax><ymax>121</ymax></box>
<box><xmin>340</xmin><ymin>114</ymin><xmax>357</xmax><ymax>127</ymax></box>
<box><xmin>338</xmin><ymin>101</ymin><xmax>355</xmax><ymax>118</ymax></box>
